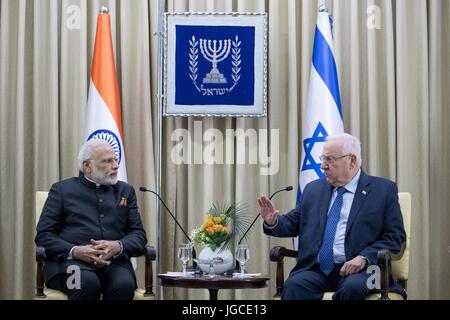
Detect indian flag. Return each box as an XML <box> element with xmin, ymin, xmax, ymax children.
<box><xmin>85</xmin><ymin>7</ymin><xmax>127</xmax><ymax>182</ymax></box>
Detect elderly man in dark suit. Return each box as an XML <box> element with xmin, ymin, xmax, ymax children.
<box><xmin>258</xmin><ymin>133</ymin><xmax>406</xmax><ymax>300</ymax></box>
<box><xmin>36</xmin><ymin>139</ymin><xmax>147</xmax><ymax>300</ymax></box>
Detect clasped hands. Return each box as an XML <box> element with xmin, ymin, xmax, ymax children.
<box><xmin>73</xmin><ymin>239</ymin><xmax>121</xmax><ymax>267</ymax></box>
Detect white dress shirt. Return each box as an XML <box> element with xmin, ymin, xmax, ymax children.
<box><xmin>328</xmin><ymin>169</ymin><xmax>361</xmax><ymax>263</ymax></box>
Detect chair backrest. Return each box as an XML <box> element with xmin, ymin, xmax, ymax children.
<box><xmin>392</xmin><ymin>192</ymin><xmax>411</xmax><ymax>282</ymax></box>
<box><xmin>35</xmin><ymin>192</ymin><xmax>49</xmax><ymax>227</ymax></box>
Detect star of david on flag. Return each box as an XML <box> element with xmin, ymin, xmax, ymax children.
<box><xmin>296</xmin><ymin>7</ymin><xmax>344</xmax><ymax>207</ymax></box>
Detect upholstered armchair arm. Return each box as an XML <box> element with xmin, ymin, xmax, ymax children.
<box><xmin>270</xmin><ymin>246</ymin><xmax>298</xmax><ymax>298</ymax></box>
<box><xmin>35</xmin><ymin>246</ymin><xmax>46</xmax><ymax>298</ymax></box>
<box><xmin>376</xmin><ymin>241</ymin><xmax>406</xmax><ymax>300</ymax></box>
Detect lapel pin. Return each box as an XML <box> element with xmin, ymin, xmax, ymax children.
<box><xmin>362</xmin><ymin>190</ymin><xmax>367</xmax><ymax>195</ymax></box>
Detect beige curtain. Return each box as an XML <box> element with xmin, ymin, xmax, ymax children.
<box><xmin>0</xmin><ymin>0</ymin><xmax>449</xmax><ymax>299</ymax></box>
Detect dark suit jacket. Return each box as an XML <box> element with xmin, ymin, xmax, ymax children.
<box><xmin>35</xmin><ymin>172</ymin><xmax>148</xmax><ymax>284</ymax></box>
<box><xmin>264</xmin><ymin>171</ymin><xmax>406</xmax><ymax>277</ymax></box>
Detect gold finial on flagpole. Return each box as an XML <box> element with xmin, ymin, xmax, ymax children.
<box><xmin>99</xmin><ymin>6</ymin><xmax>109</xmax><ymax>14</ymax></box>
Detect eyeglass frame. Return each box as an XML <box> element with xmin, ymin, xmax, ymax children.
<box><xmin>319</xmin><ymin>154</ymin><xmax>353</xmax><ymax>164</ymax></box>
<box><xmin>86</xmin><ymin>157</ymin><xmax>119</xmax><ymax>165</ymax></box>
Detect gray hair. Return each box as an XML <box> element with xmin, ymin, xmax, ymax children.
<box><xmin>78</xmin><ymin>139</ymin><xmax>112</xmax><ymax>171</ymax></box>
<box><xmin>326</xmin><ymin>133</ymin><xmax>362</xmax><ymax>167</ymax></box>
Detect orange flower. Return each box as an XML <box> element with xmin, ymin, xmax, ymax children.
<box><xmin>190</xmin><ymin>202</ymin><xmax>251</xmax><ymax>251</ymax></box>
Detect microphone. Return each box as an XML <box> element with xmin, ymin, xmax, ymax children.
<box><xmin>139</xmin><ymin>187</ymin><xmax>197</xmax><ymax>269</ymax></box>
<box><xmin>237</xmin><ymin>186</ymin><xmax>293</xmax><ymax>245</ymax></box>
<box><xmin>269</xmin><ymin>185</ymin><xmax>293</xmax><ymax>200</ymax></box>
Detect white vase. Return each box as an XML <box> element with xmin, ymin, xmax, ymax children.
<box><xmin>197</xmin><ymin>246</ymin><xmax>234</xmax><ymax>275</ymax></box>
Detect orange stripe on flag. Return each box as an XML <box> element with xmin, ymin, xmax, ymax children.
<box><xmin>91</xmin><ymin>12</ymin><xmax>123</xmax><ymax>136</ymax></box>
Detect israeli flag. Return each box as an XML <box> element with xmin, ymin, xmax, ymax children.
<box><xmin>296</xmin><ymin>8</ymin><xmax>344</xmax><ymax>206</ymax></box>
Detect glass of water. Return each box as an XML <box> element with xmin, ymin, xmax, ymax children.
<box><xmin>177</xmin><ymin>243</ymin><xmax>192</xmax><ymax>276</ymax></box>
<box><xmin>235</xmin><ymin>244</ymin><xmax>250</xmax><ymax>277</ymax></box>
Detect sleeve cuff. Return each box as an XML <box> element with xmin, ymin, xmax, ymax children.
<box><xmin>360</xmin><ymin>255</ymin><xmax>370</xmax><ymax>266</ymax></box>
<box><xmin>67</xmin><ymin>246</ymin><xmax>75</xmax><ymax>260</ymax></box>
<box><xmin>113</xmin><ymin>240</ymin><xmax>123</xmax><ymax>259</ymax></box>
<box><xmin>263</xmin><ymin>217</ymin><xmax>279</xmax><ymax>230</ymax></box>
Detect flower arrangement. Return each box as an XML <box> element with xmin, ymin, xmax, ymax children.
<box><xmin>191</xmin><ymin>202</ymin><xmax>252</xmax><ymax>252</ymax></box>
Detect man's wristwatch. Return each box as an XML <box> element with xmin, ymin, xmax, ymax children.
<box><xmin>113</xmin><ymin>240</ymin><xmax>123</xmax><ymax>259</ymax></box>
<box><xmin>361</xmin><ymin>256</ymin><xmax>370</xmax><ymax>266</ymax></box>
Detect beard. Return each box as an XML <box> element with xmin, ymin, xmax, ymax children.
<box><xmin>90</xmin><ymin>165</ymin><xmax>118</xmax><ymax>185</ymax></box>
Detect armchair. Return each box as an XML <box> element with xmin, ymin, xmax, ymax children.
<box><xmin>34</xmin><ymin>191</ymin><xmax>156</xmax><ymax>300</ymax></box>
<box><xmin>270</xmin><ymin>192</ymin><xmax>411</xmax><ymax>300</ymax></box>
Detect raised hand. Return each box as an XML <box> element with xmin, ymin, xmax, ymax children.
<box><xmin>257</xmin><ymin>195</ymin><xmax>279</xmax><ymax>226</ymax></box>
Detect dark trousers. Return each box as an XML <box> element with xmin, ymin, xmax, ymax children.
<box><xmin>281</xmin><ymin>263</ymin><xmax>371</xmax><ymax>300</ymax></box>
<box><xmin>47</xmin><ymin>263</ymin><xmax>136</xmax><ymax>300</ymax></box>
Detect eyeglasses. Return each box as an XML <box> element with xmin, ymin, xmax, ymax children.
<box><xmin>100</xmin><ymin>157</ymin><xmax>119</xmax><ymax>165</ymax></box>
<box><xmin>319</xmin><ymin>154</ymin><xmax>352</xmax><ymax>164</ymax></box>
<box><xmin>89</xmin><ymin>157</ymin><xmax>119</xmax><ymax>165</ymax></box>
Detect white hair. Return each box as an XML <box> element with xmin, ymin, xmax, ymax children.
<box><xmin>78</xmin><ymin>139</ymin><xmax>112</xmax><ymax>171</ymax></box>
<box><xmin>326</xmin><ymin>133</ymin><xmax>362</xmax><ymax>167</ymax></box>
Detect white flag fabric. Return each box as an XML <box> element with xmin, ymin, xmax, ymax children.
<box><xmin>296</xmin><ymin>9</ymin><xmax>344</xmax><ymax>206</ymax></box>
<box><xmin>85</xmin><ymin>10</ymin><xmax>127</xmax><ymax>182</ymax></box>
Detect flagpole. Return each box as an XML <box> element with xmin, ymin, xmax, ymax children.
<box><xmin>156</xmin><ymin>0</ymin><xmax>165</xmax><ymax>300</ymax></box>
<box><xmin>319</xmin><ymin>4</ymin><xmax>333</xmax><ymax>32</ymax></box>
<box><xmin>319</xmin><ymin>4</ymin><xmax>328</xmax><ymax>12</ymax></box>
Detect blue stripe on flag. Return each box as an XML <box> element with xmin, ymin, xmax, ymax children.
<box><xmin>312</xmin><ymin>26</ymin><xmax>342</xmax><ymax>119</ymax></box>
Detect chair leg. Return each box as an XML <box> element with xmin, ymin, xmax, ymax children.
<box><xmin>377</xmin><ymin>249</ymin><xmax>391</xmax><ymax>300</ymax></box>
<box><xmin>275</xmin><ymin>260</ymin><xmax>284</xmax><ymax>298</ymax></box>
<box><xmin>144</xmin><ymin>245</ymin><xmax>156</xmax><ymax>296</ymax></box>
<box><xmin>36</xmin><ymin>246</ymin><xmax>47</xmax><ymax>298</ymax></box>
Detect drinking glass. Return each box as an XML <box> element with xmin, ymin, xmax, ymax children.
<box><xmin>177</xmin><ymin>243</ymin><xmax>192</xmax><ymax>276</ymax></box>
<box><xmin>208</xmin><ymin>261</ymin><xmax>216</xmax><ymax>278</ymax></box>
<box><xmin>235</xmin><ymin>244</ymin><xmax>250</xmax><ymax>277</ymax></box>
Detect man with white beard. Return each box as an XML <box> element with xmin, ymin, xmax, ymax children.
<box><xmin>36</xmin><ymin>139</ymin><xmax>147</xmax><ymax>300</ymax></box>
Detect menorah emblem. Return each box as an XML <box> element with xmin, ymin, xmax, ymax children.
<box><xmin>199</xmin><ymin>38</ymin><xmax>231</xmax><ymax>84</ymax></box>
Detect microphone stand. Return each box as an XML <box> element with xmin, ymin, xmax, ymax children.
<box><xmin>233</xmin><ymin>186</ymin><xmax>293</xmax><ymax>271</ymax></box>
<box><xmin>139</xmin><ymin>187</ymin><xmax>197</xmax><ymax>270</ymax></box>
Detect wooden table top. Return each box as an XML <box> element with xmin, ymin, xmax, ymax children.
<box><xmin>158</xmin><ymin>273</ymin><xmax>269</xmax><ymax>290</ymax></box>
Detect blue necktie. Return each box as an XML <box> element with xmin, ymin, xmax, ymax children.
<box><xmin>319</xmin><ymin>187</ymin><xmax>346</xmax><ymax>275</ymax></box>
